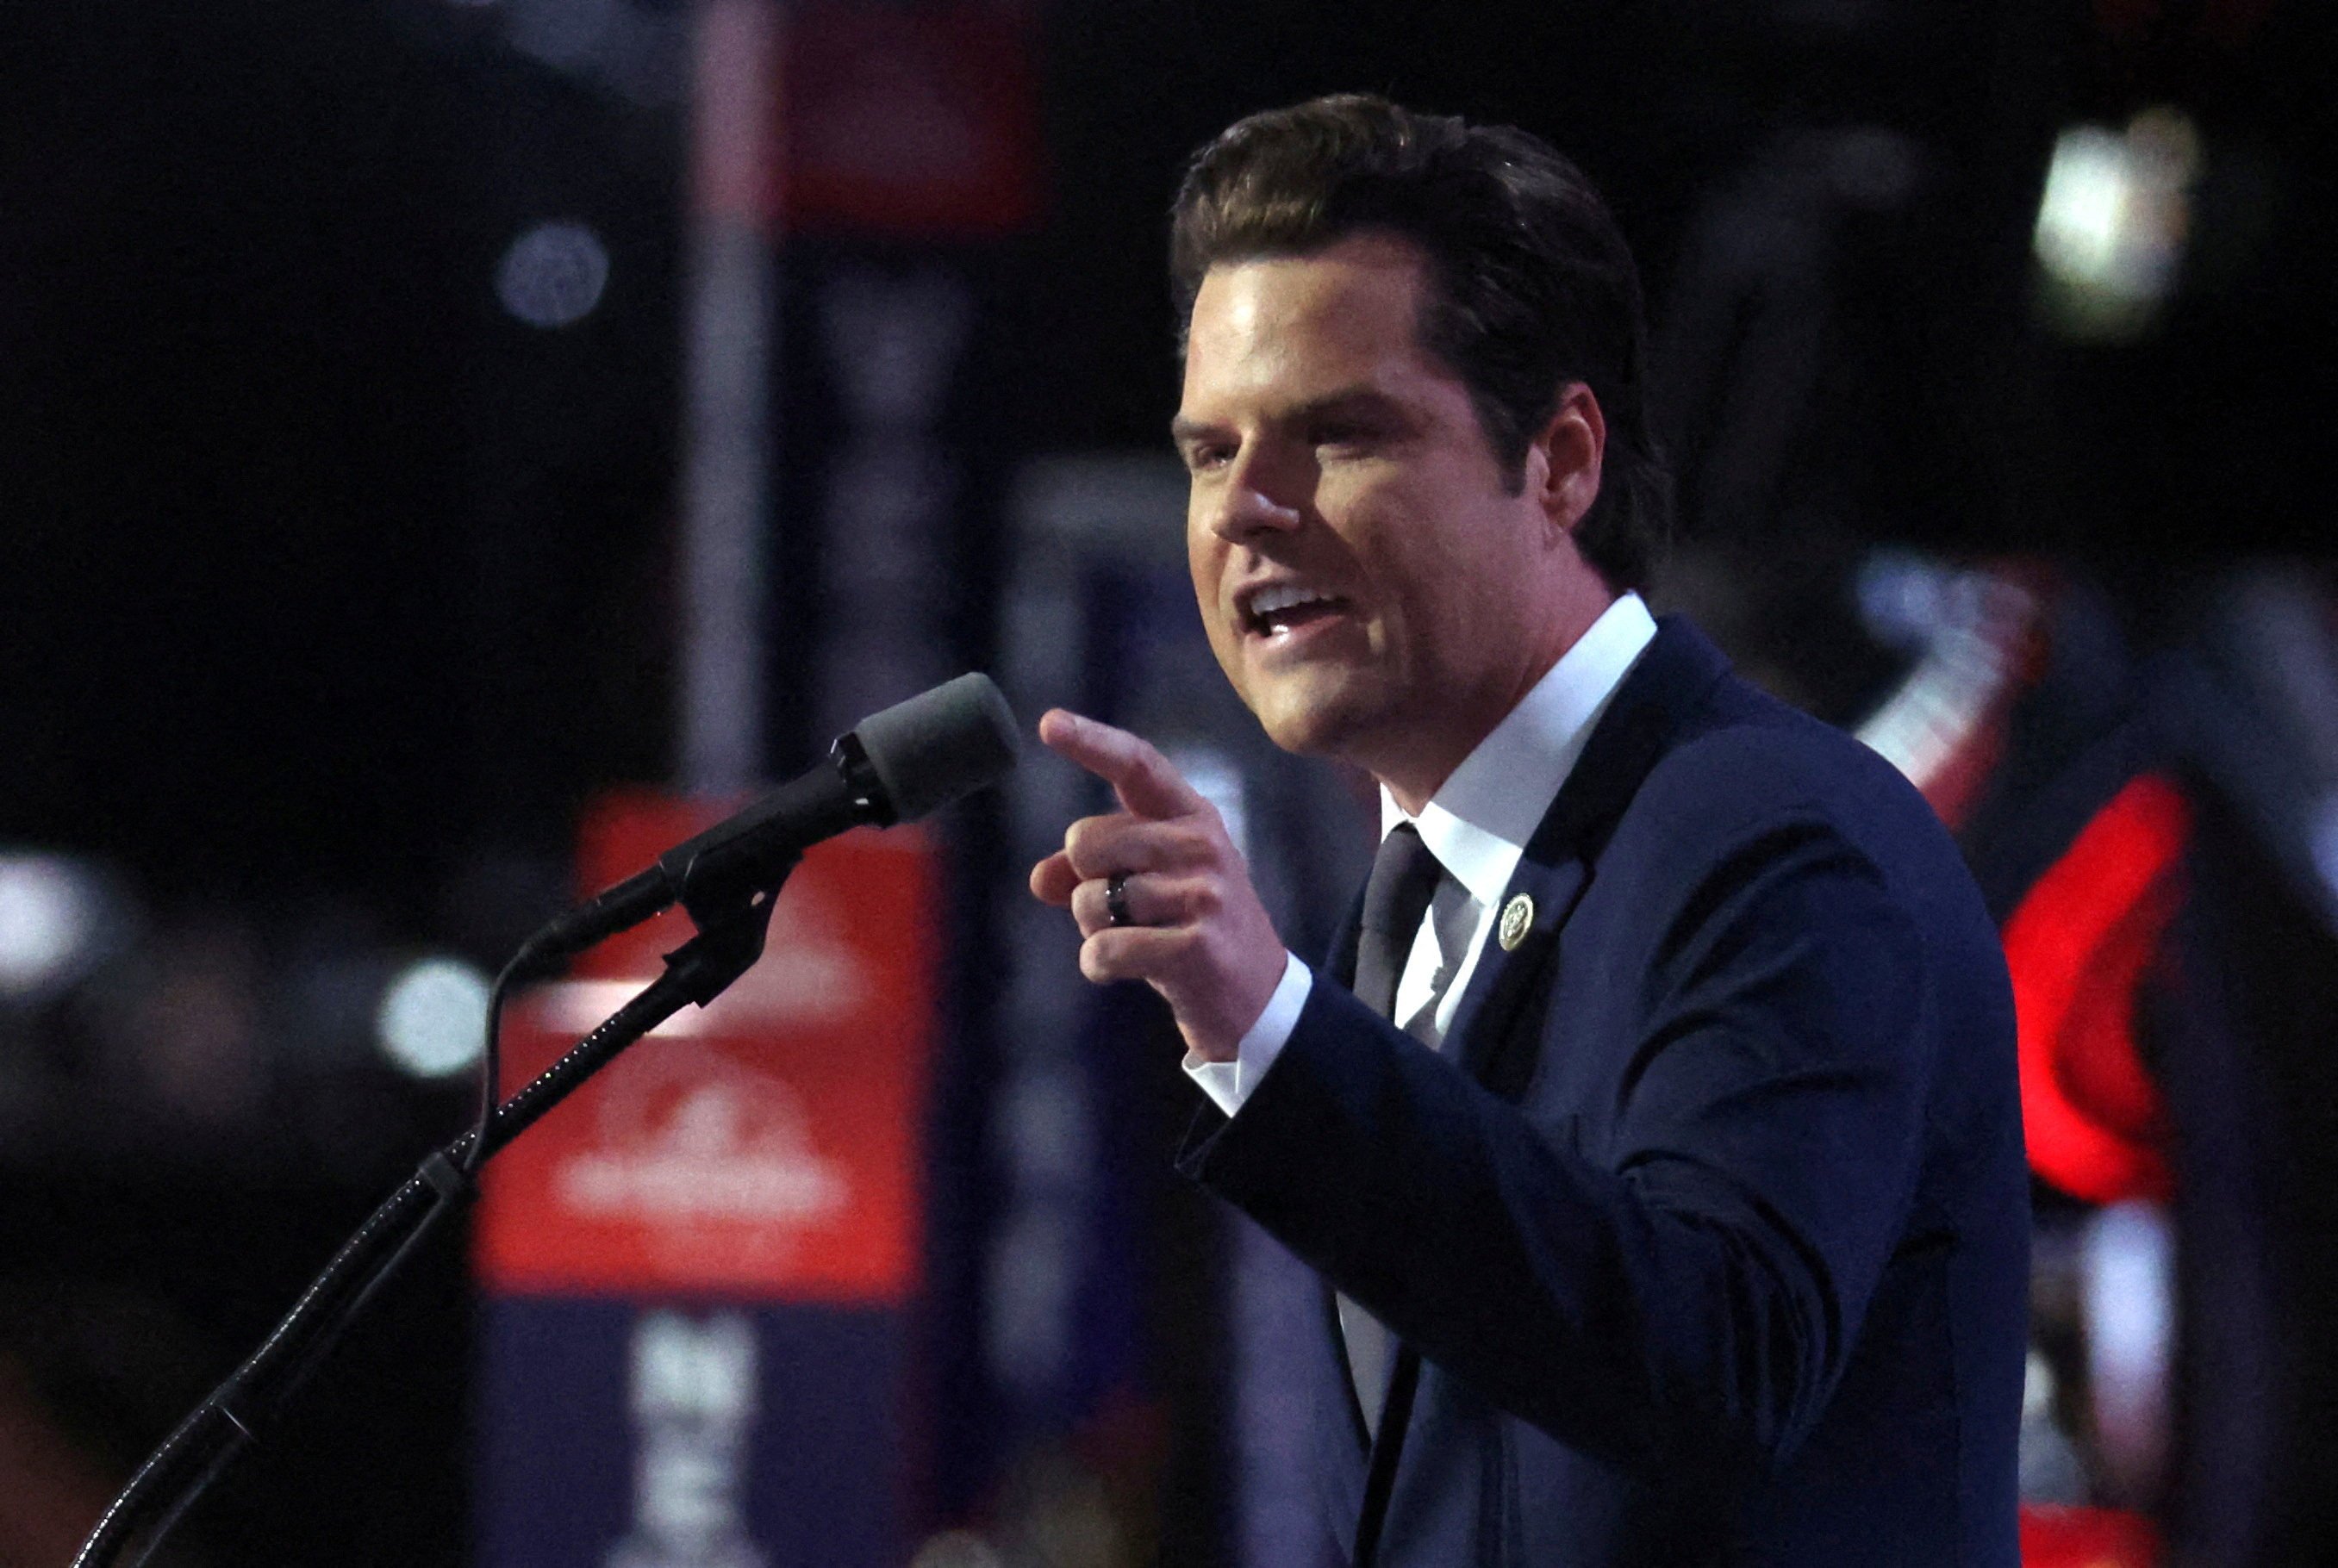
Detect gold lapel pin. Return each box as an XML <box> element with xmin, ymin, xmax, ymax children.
<box><xmin>1498</xmin><ymin>893</ymin><xmax>1535</xmax><ymax>951</ymax></box>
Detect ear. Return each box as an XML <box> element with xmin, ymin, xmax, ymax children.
<box><xmin>1527</xmin><ymin>383</ymin><xmax>1605</xmax><ymax>537</ymax></box>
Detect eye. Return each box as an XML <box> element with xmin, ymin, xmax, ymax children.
<box><xmin>1181</xmin><ymin>440</ymin><xmax>1234</xmax><ymax>474</ymax></box>
<box><xmin>1309</xmin><ymin>420</ymin><xmax>1377</xmax><ymax>452</ymax></box>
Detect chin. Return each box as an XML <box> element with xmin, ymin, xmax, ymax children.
<box><xmin>1246</xmin><ymin>678</ymin><xmax>1382</xmax><ymax>762</ymax></box>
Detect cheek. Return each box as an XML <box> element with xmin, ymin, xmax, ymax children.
<box><xmin>1186</xmin><ymin>513</ymin><xmax>1219</xmax><ymax>611</ymax></box>
<box><xmin>1345</xmin><ymin>498</ymin><xmax>1445</xmax><ymax>625</ymax></box>
<box><xmin>1364</xmin><ymin>510</ymin><xmax>1506</xmax><ymax>671</ymax></box>
<box><xmin>1188</xmin><ymin>530</ymin><xmax>1243</xmax><ymax>661</ymax></box>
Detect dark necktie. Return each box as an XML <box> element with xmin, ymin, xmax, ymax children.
<box><xmin>1354</xmin><ymin>823</ymin><xmax>1447</xmax><ymax>1016</ymax></box>
<box><xmin>1340</xmin><ymin>821</ymin><xmax>1449</xmax><ymax>1436</ymax></box>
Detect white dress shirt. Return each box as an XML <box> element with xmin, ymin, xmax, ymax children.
<box><xmin>1186</xmin><ymin>593</ymin><xmax>1659</xmax><ymax>1114</ymax></box>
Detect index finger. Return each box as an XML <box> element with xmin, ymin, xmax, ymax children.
<box><xmin>1038</xmin><ymin>709</ymin><xmax>1206</xmax><ymax>821</ymax></box>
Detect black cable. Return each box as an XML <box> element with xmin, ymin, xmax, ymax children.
<box><xmin>72</xmin><ymin>947</ymin><xmax>735</xmax><ymax>1568</ymax></box>
<box><xmin>74</xmin><ymin>889</ymin><xmax>774</xmax><ymax>1568</ymax></box>
<box><xmin>120</xmin><ymin>1433</ymin><xmax>242</xmax><ymax>1568</ymax></box>
<box><xmin>70</xmin><ymin>1146</ymin><xmax>462</xmax><ymax>1568</ymax></box>
<box><xmin>462</xmin><ymin>948</ymin><xmax>530</xmax><ymax>1177</ymax></box>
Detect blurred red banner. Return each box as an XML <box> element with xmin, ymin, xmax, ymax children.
<box><xmin>780</xmin><ymin>0</ymin><xmax>1043</xmax><ymax>236</ymax></box>
<box><xmin>475</xmin><ymin>792</ymin><xmax>938</xmax><ymax>1300</ymax></box>
<box><xmin>2021</xmin><ymin>1503</ymin><xmax>2158</xmax><ymax>1566</ymax></box>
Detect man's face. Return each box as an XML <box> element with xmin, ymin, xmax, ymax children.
<box><xmin>1176</xmin><ymin>233</ymin><xmax>1587</xmax><ymax>803</ymax></box>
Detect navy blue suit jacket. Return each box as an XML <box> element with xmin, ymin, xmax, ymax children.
<box><xmin>1180</xmin><ymin>618</ymin><xmax>2029</xmax><ymax>1565</ymax></box>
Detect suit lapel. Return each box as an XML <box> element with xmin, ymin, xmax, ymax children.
<box><xmin>1446</xmin><ymin>856</ymin><xmax>1587</xmax><ymax>1098</ymax></box>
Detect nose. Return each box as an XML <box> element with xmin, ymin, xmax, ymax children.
<box><xmin>1202</xmin><ymin>445</ymin><xmax>1306</xmax><ymax>544</ymax></box>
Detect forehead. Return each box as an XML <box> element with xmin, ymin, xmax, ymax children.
<box><xmin>1179</xmin><ymin>233</ymin><xmax>1443</xmax><ymax>413</ymax></box>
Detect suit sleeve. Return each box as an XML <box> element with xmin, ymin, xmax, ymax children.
<box><xmin>1177</xmin><ymin>811</ymin><xmax>1934</xmax><ymax>1480</ymax></box>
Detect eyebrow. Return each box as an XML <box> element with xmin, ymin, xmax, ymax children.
<box><xmin>1169</xmin><ymin>385</ymin><xmax>1405</xmax><ymax>446</ymax></box>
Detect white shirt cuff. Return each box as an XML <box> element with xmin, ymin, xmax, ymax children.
<box><xmin>1183</xmin><ymin>950</ymin><xmax>1313</xmax><ymax>1117</ymax></box>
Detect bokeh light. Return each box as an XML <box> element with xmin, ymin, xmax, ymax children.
<box><xmin>375</xmin><ymin>955</ymin><xmax>492</xmax><ymax>1079</ymax></box>
<box><xmin>496</xmin><ymin>220</ymin><xmax>612</xmax><ymax>328</ymax></box>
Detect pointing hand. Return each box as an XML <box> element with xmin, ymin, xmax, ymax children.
<box><xmin>1029</xmin><ymin>710</ymin><xmax>1289</xmax><ymax>1062</ymax></box>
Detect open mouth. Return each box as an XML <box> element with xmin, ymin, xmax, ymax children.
<box><xmin>1241</xmin><ymin>582</ymin><xmax>1349</xmax><ymax>639</ymax></box>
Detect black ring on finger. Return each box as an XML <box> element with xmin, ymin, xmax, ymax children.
<box><xmin>1105</xmin><ymin>871</ymin><xmax>1134</xmax><ymax>928</ymax></box>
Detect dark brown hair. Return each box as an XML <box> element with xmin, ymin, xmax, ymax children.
<box><xmin>1170</xmin><ymin>94</ymin><xmax>1669</xmax><ymax>593</ymax></box>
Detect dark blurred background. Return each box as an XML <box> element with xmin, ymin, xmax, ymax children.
<box><xmin>2</xmin><ymin>3</ymin><xmax>2333</xmax><ymax>1565</ymax></box>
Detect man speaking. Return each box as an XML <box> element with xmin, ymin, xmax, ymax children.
<box><xmin>1030</xmin><ymin>96</ymin><xmax>2027</xmax><ymax>1565</ymax></box>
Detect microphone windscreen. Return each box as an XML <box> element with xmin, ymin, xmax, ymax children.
<box><xmin>852</xmin><ymin>673</ymin><xmax>1020</xmax><ymax>823</ymax></box>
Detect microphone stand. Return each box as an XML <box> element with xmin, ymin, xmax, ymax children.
<box><xmin>70</xmin><ymin>882</ymin><xmax>785</xmax><ymax>1568</ymax></box>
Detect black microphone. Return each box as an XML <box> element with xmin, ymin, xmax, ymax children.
<box><xmin>523</xmin><ymin>672</ymin><xmax>1019</xmax><ymax>970</ymax></box>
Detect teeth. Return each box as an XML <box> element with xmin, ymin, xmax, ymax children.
<box><xmin>1249</xmin><ymin>583</ymin><xmax>1335</xmax><ymax>618</ymax></box>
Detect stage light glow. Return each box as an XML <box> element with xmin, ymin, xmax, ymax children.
<box><xmin>2311</xmin><ymin>793</ymin><xmax>2338</xmax><ymax>907</ymax></box>
<box><xmin>496</xmin><ymin>221</ymin><xmax>611</xmax><ymax>328</ymax></box>
<box><xmin>2036</xmin><ymin>128</ymin><xmax>2129</xmax><ymax>280</ymax></box>
<box><xmin>376</xmin><ymin>956</ymin><xmax>491</xmax><ymax>1079</ymax></box>
<box><xmin>2034</xmin><ymin>109</ymin><xmax>2199</xmax><ymax>340</ymax></box>
<box><xmin>0</xmin><ymin>852</ymin><xmax>106</xmax><ymax>999</ymax></box>
<box><xmin>2084</xmin><ymin>1200</ymin><xmax>2175</xmax><ymax>1500</ymax></box>
<box><xmin>2002</xmin><ymin>774</ymin><xmax>2183</xmax><ymax>1204</ymax></box>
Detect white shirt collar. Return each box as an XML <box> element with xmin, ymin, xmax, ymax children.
<box><xmin>1381</xmin><ymin>592</ymin><xmax>1658</xmax><ymax>907</ymax></box>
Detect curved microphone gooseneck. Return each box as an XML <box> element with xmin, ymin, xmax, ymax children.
<box><xmin>72</xmin><ymin>673</ymin><xmax>1019</xmax><ymax>1568</ymax></box>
